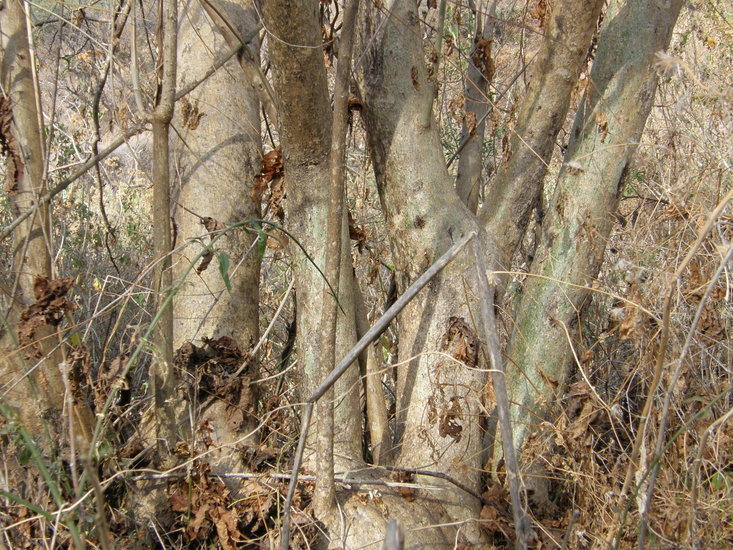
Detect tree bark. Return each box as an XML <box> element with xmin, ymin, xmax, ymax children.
<box><xmin>171</xmin><ymin>0</ymin><xmax>262</xmax><ymax>477</ymax></box>
<box><xmin>356</xmin><ymin>1</ymin><xmax>491</xmax><ymax>543</ymax></box>
<box><xmin>262</xmin><ymin>0</ymin><xmax>363</xmax><ymax>472</ymax></box>
<box><xmin>480</xmin><ymin>0</ymin><xmax>604</xmax><ymax>274</ymax></box>
<box><xmin>150</xmin><ymin>0</ymin><xmax>178</xmax><ymax>446</ymax></box>
<box><xmin>314</xmin><ymin>0</ymin><xmax>360</xmax><ymax>515</ymax></box>
<box><xmin>455</xmin><ymin>1</ymin><xmax>496</xmax><ymax>214</ymax></box>
<box><xmin>0</xmin><ymin>0</ymin><xmax>93</xmax><ymax>446</ymax></box>
<box><xmin>502</xmin><ymin>0</ymin><xmax>683</xmax><ymax>460</ymax></box>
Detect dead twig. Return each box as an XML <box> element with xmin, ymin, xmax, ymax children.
<box><xmin>639</xmin><ymin>239</ymin><xmax>733</xmax><ymax>548</ymax></box>
<box><xmin>621</xmin><ymin>186</ymin><xmax>733</xmax><ymax>499</ymax></box>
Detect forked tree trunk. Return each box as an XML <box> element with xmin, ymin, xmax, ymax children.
<box><xmin>480</xmin><ymin>0</ymin><xmax>605</xmax><ymax>274</ymax></box>
<box><xmin>356</xmin><ymin>1</ymin><xmax>491</xmax><ymax>544</ymax></box>
<box><xmin>267</xmin><ymin>0</ymin><xmax>681</xmax><ymax>547</ymax></box>
<box><xmin>501</xmin><ymin>0</ymin><xmax>683</xmax><ymax>461</ymax></box>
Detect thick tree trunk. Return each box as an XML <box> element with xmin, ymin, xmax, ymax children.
<box><xmin>356</xmin><ymin>1</ymin><xmax>491</xmax><ymax>543</ymax></box>
<box><xmin>502</xmin><ymin>0</ymin><xmax>683</xmax><ymax>460</ymax></box>
<box><xmin>480</xmin><ymin>0</ymin><xmax>604</xmax><ymax>273</ymax></box>
<box><xmin>0</xmin><ymin>0</ymin><xmax>93</xmax><ymax>446</ymax></box>
<box><xmin>170</xmin><ymin>0</ymin><xmax>262</xmax><ymax>477</ymax></box>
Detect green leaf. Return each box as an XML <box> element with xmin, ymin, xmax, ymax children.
<box><xmin>257</xmin><ymin>229</ymin><xmax>268</xmax><ymax>263</ymax></box>
<box><xmin>18</xmin><ymin>446</ymin><xmax>32</xmax><ymax>466</ymax></box>
<box><xmin>68</xmin><ymin>332</ymin><xmax>82</xmax><ymax>347</ymax></box>
<box><xmin>217</xmin><ymin>251</ymin><xmax>232</xmax><ymax>292</ymax></box>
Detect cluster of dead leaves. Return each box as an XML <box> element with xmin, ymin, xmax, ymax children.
<box><xmin>529</xmin><ymin>0</ymin><xmax>550</xmax><ymax>28</ymax></box>
<box><xmin>169</xmin><ymin>463</ymin><xmax>244</xmax><ymax>549</ymax></box>
<box><xmin>554</xmin><ymin>381</ymin><xmax>613</xmax><ymax>451</ymax></box>
<box><xmin>390</xmin><ymin>469</ymin><xmax>416</xmax><ymax>502</ymax></box>
<box><xmin>440</xmin><ymin>316</ymin><xmax>480</xmax><ymax>367</ymax></box>
<box><xmin>252</xmin><ymin>148</ymin><xmax>285</xmax><ymax>221</ymax></box>
<box><xmin>479</xmin><ymin>484</ymin><xmax>515</xmax><ymax>543</ymax></box>
<box><xmin>175</xmin><ymin>336</ymin><xmax>255</xmax><ymax>432</ymax></box>
<box><xmin>438</xmin><ymin>397</ymin><xmax>464</xmax><ymax>442</ymax></box>
<box><xmin>181</xmin><ymin>97</ymin><xmax>205</xmax><ymax>130</ymax></box>
<box><xmin>348</xmin><ymin>211</ymin><xmax>367</xmax><ymax>252</ymax></box>
<box><xmin>196</xmin><ymin>216</ymin><xmax>227</xmax><ymax>275</ymax></box>
<box><xmin>18</xmin><ymin>276</ymin><xmax>76</xmax><ymax>358</ymax></box>
<box><xmin>471</xmin><ymin>38</ymin><xmax>495</xmax><ymax>82</ymax></box>
<box><xmin>168</xmin><ymin>463</ymin><xmax>316</xmax><ymax>550</ymax></box>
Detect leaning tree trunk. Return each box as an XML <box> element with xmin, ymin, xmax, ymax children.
<box><xmin>170</xmin><ymin>0</ymin><xmax>262</xmax><ymax>477</ymax></box>
<box><xmin>0</xmin><ymin>0</ymin><xmax>94</xmax><ymax>446</ymax></box>
<box><xmin>480</xmin><ymin>0</ymin><xmax>605</xmax><ymax>275</ymax></box>
<box><xmin>502</xmin><ymin>0</ymin><xmax>683</xmax><ymax>461</ymax></box>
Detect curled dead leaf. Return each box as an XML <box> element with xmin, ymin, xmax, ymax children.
<box><xmin>18</xmin><ymin>276</ymin><xmax>76</xmax><ymax>358</ymax></box>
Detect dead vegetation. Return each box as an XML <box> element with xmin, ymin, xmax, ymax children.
<box><xmin>0</xmin><ymin>1</ymin><xmax>731</xmax><ymax>549</ymax></box>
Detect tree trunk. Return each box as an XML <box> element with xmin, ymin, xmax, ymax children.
<box><xmin>150</xmin><ymin>0</ymin><xmax>178</xmax><ymax>447</ymax></box>
<box><xmin>0</xmin><ymin>0</ymin><xmax>93</xmax><ymax>447</ymax></box>
<box><xmin>502</xmin><ymin>0</ymin><xmax>683</xmax><ymax>461</ymax></box>
<box><xmin>480</xmin><ymin>0</ymin><xmax>604</xmax><ymax>274</ymax></box>
<box><xmin>455</xmin><ymin>1</ymin><xmax>496</xmax><ymax>214</ymax></box>
<box><xmin>171</xmin><ymin>0</ymin><xmax>262</xmax><ymax>478</ymax></box>
<box><xmin>356</xmin><ymin>1</ymin><xmax>491</xmax><ymax>543</ymax></box>
<box><xmin>262</xmin><ymin>0</ymin><xmax>363</xmax><ymax>472</ymax></box>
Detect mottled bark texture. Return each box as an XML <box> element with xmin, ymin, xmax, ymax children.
<box><xmin>262</xmin><ymin>0</ymin><xmax>362</xmax><ymax>469</ymax></box>
<box><xmin>502</xmin><ymin>0</ymin><xmax>683</xmax><ymax>459</ymax></box>
<box><xmin>170</xmin><ymin>0</ymin><xmax>262</xmax><ymax>474</ymax></box>
<box><xmin>0</xmin><ymin>0</ymin><xmax>93</xmax><ymax>445</ymax></box>
<box><xmin>355</xmin><ymin>1</ymin><xmax>491</xmax><ymax>544</ymax></box>
<box><xmin>480</xmin><ymin>0</ymin><xmax>605</xmax><ymax>273</ymax></box>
